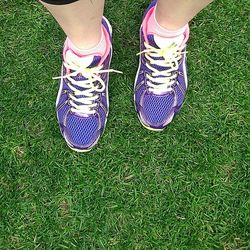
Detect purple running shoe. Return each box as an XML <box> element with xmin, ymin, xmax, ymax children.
<box><xmin>55</xmin><ymin>17</ymin><xmax>117</xmax><ymax>152</ymax></box>
<box><xmin>134</xmin><ymin>1</ymin><xmax>190</xmax><ymax>131</ymax></box>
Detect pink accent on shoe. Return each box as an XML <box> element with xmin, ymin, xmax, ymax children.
<box><xmin>98</xmin><ymin>24</ymin><xmax>112</xmax><ymax>65</ymax></box>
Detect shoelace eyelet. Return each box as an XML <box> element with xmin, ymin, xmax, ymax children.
<box><xmin>96</xmin><ymin>94</ymin><xmax>102</xmax><ymax>102</ymax></box>
<box><xmin>67</xmin><ymin>100</ymin><xmax>72</xmax><ymax>107</ymax></box>
<box><xmin>178</xmin><ymin>71</ymin><xmax>184</xmax><ymax>77</ymax></box>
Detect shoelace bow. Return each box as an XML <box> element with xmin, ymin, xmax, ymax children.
<box><xmin>54</xmin><ymin>61</ymin><xmax>122</xmax><ymax>115</ymax></box>
<box><xmin>138</xmin><ymin>42</ymin><xmax>187</xmax><ymax>94</ymax></box>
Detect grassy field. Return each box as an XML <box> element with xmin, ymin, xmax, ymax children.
<box><xmin>0</xmin><ymin>0</ymin><xmax>249</xmax><ymax>249</ymax></box>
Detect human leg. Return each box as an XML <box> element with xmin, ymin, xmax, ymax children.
<box><xmin>40</xmin><ymin>0</ymin><xmax>105</xmax><ymax>49</ymax></box>
<box><xmin>156</xmin><ymin>0</ymin><xmax>214</xmax><ymax>30</ymax></box>
<box><xmin>40</xmin><ymin>0</ymin><xmax>115</xmax><ymax>151</ymax></box>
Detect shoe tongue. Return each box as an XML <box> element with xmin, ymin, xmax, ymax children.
<box><xmin>147</xmin><ymin>33</ymin><xmax>184</xmax><ymax>49</ymax></box>
<box><xmin>146</xmin><ymin>34</ymin><xmax>185</xmax><ymax>95</ymax></box>
<box><xmin>65</xmin><ymin>50</ymin><xmax>101</xmax><ymax>68</ymax></box>
<box><xmin>64</xmin><ymin>50</ymin><xmax>102</xmax><ymax>96</ymax></box>
<box><xmin>63</xmin><ymin>50</ymin><xmax>103</xmax><ymax>117</ymax></box>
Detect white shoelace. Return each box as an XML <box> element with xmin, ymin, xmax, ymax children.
<box><xmin>138</xmin><ymin>42</ymin><xmax>186</xmax><ymax>94</ymax></box>
<box><xmin>54</xmin><ymin>60</ymin><xmax>122</xmax><ymax>115</ymax></box>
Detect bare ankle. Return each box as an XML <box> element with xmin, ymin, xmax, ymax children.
<box><xmin>69</xmin><ymin>29</ymin><xmax>102</xmax><ymax>50</ymax></box>
<box><xmin>155</xmin><ymin>7</ymin><xmax>186</xmax><ymax>31</ymax></box>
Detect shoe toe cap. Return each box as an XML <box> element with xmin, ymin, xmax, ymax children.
<box><xmin>64</xmin><ymin>114</ymin><xmax>101</xmax><ymax>150</ymax></box>
<box><xmin>139</xmin><ymin>92</ymin><xmax>176</xmax><ymax>129</ymax></box>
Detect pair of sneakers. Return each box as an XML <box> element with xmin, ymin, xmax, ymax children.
<box><xmin>55</xmin><ymin>1</ymin><xmax>189</xmax><ymax>152</ymax></box>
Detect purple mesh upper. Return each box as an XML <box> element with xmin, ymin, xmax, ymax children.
<box><xmin>134</xmin><ymin>0</ymin><xmax>188</xmax><ymax>129</ymax></box>
<box><xmin>143</xmin><ymin>93</ymin><xmax>175</xmax><ymax>125</ymax></box>
<box><xmin>65</xmin><ymin>114</ymin><xmax>99</xmax><ymax>148</ymax></box>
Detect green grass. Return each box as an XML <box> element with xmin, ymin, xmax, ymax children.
<box><xmin>0</xmin><ymin>0</ymin><xmax>249</xmax><ymax>249</ymax></box>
